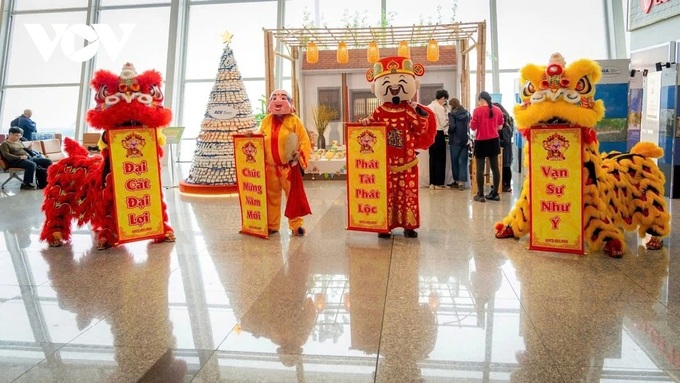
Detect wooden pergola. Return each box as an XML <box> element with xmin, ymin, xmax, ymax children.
<box><xmin>263</xmin><ymin>21</ymin><xmax>486</xmax><ymax>111</ymax></box>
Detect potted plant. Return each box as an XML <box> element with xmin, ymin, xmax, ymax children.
<box><xmin>310</xmin><ymin>104</ymin><xmax>337</xmax><ymax>150</ymax></box>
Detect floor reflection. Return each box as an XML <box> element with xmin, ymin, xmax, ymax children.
<box><xmin>2</xmin><ymin>175</ymin><xmax>680</xmax><ymax>382</ymax></box>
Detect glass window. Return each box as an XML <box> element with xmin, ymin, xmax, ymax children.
<box><xmin>318</xmin><ymin>88</ymin><xmax>341</xmax><ymax>121</ymax></box>
<box><xmin>181</xmin><ymin>81</ymin><xmax>214</xmax><ymax>140</ymax></box>
<box><xmin>13</xmin><ymin>0</ymin><xmax>87</xmax><ymax>11</ymax></box>
<box><xmin>350</xmin><ymin>90</ymin><xmax>377</xmax><ymax>121</ymax></box>
<box><xmin>2</xmin><ymin>87</ymin><xmax>80</xmax><ymax>139</ymax></box>
<box><xmin>95</xmin><ymin>7</ymin><xmax>171</xmax><ymax>75</ymax></box>
<box><xmin>185</xmin><ymin>2</ymin><xmax>278</xmax><ymax>80</ymax></box>
<box><xmin>100</xmin><ymin>0</ymin><xmax>170</xmax><ymax>6</ymax></box>
<box><xmin>6</xmin><ymin>12</ymin><xmax>87</xmax><ymax>85</ymax></box>
<box><xmin>388</xmin><ymin>0</ymin><xmax>471</xmax><ymax>26</ymax></box>
<box><xmin>284</xmin><ymin>0</ymin><xmax>315</xmax><ymax>27</ymax></box>
<box><xmin>286</xmin><ymin>0</ymin><xmax>381</xmax><ymax>27</ymax></box>
<box><xmin>496</xmin><ymin>0</ymin><xmax>607</xmax><ymax>69</ymax></box>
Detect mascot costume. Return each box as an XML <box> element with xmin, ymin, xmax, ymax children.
<box><xmin>494</xmin><ymin>53</ymin><xmax>670</xmax><ymax>257</ymax></box>
<box><xmin>362</xmin><ymin>56</ymin><xmax>437</xmax><ymax>238</ymax></box>
<box><xmin>258</xmin><ymin>89</ymin><xmax>312</xmax><ymax>236</ymax></box>
<box><xmin>40</xmin><ymin>63</ymin><xmax>175</xmax><ymax>250</ymax></box>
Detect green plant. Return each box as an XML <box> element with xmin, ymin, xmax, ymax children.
<box><xmin>254</xmin><ymin>95</ymin><xmax>267</xmax><ymax>127</ymax></box>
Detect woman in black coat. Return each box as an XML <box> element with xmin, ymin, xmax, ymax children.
<box><xmin>493</xmin><ymin>102</ymin><xmax>514</xmax><ymax>192</ymax></box>
<box><xmin>447</xmin><ymin>98</ymin><xmax>471</xmax><ymax>190</ymax></box>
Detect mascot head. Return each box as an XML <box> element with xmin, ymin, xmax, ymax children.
<box><xmin>268</xmin><ymin>89</ymin><xmax>294</xmax><ymax>115</ymax></box>
<box><xmin>514</xmin><ymin>53</ymin><xmax>604</xmax><ymax>129</ymax></box>
<box><xmin>366</xmin><ymin>56</ymin><xmax>425</xmax><ymax>105</ymax></box>
<box><xmin>86</xmin><ymin>63</ymin><xmax>172</xmax><ymax>130</ymax></box>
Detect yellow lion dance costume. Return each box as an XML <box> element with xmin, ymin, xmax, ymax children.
<box><xmin>494</xmin><ymin>53</ymin><xmax>670</xmax><ymax>257</ymax></box>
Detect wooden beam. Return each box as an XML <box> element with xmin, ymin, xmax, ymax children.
<box><xmin>458</xmin><ymin>38</ymin><xmax>470</xmax><ymax>110</ymax></box>
<box><xmin>274</xmin><ymin>52</ymin><xmax>294</xmax><ymax>61</ymax></box>
<box><xmin>476</xmin><ymin>21</ymin><xmax>486</xmax><ymax>99</ymax></box>
<box><xmin>291</xmin><ymin>46</ymin><xmax>300</xmax><ymax>115</ymax></box>
<box><xmin>264</xmin><ymin>30</ymin><xmax>275</xmax><ymax>98</ymax></box>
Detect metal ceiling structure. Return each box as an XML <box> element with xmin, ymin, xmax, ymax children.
<box><xmin>268</xmin><ymin>22</ymin><xmax>482</xmax><ymax>49</ymax></box>
<box><xmin>263</xmin><ymin>21</ymin><xmax>486</xmax><ymax>113</ymax></box>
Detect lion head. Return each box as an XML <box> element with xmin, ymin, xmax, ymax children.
<box><xmin>514</xmin><ymin>53</ymin><xmax>604</xmax><ymax>129</ymax></box>
<box><xmin>86</xmin><ymin>63</ymin><xmax>172</xmax><ymax>131</ymax></box>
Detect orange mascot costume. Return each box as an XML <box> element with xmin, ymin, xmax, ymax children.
<box><xmin>258</xmin><ymin>90</ymin><xmax>312</xmax><ymax>236</ymax></box>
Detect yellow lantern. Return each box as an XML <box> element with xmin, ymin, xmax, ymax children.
<box><xmin>367</xmin><ymin>41</ymin><xmax>379</xmax><ymax>63</ymax></box>
<box><xmin>337</xmin><ymin>41</ymin><xmax>349</xmax><ymax>64</ymax></box>
<box><xmin>427</xmin><ymin>39</ymin><xmax>439</xmax><ymax>62</ymax></box>
<box><xmin>306</xmin><ymin>41</ymin><xmax>318</xmax><ymax>64</ymax></box>
<box><xmin>314</xmin><ymin>293</ymin><xmax>326</xmax><ymax>312</ymax></box>
<box><xmin>397</xmin><ymin>40</ymin><xmax>410</xmax><ymax>58</ymax></box>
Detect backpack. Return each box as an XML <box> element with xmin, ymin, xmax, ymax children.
<box><xmin>10</xmin><ymin>116</ymin><xmax>20</xmax><ymax>128</ymax></box>
<box><xmin>36</xmin><ymin>166</ymin><xmax>48</xmax><ymax>189</ymax></box>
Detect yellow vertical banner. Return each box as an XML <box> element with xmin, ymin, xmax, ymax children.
<box><xmin>529</xmin><ymin>125</ymin><xmax>584</xmax><ymax>254</ymax></box>
<box><xmin>346</xmin><ymin>123</ymin><xmax>388</xmax><ymax>232</ymax></box>
<box><xmin>109</xmin><ymin>128</ymin><xmax>165</xmax><ymax>243</ymax></box>
<box><xmin>234</xmin><ymin>134</ymin><xmax>269</xmax><ymax>238</ymax></box>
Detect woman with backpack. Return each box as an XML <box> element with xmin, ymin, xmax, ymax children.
<box><xmin>493</xmin><ymin>102</ymin><xmax>514</xmax><ymax>193</ymax></box>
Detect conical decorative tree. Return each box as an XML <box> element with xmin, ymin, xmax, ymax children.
<box><xmin>183</xmin><ymin>33</ymin><xmax>257</xmax><ymax>191</ymax></box>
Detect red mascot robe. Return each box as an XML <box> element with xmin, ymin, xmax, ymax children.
<box><xmin>370</xmin><ymin>102</ymin><xmax>436</xmax><ymax>230</ymax></box>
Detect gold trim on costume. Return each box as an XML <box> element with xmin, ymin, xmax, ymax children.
<box><xmin>389</xmin><ymin>158</ymin><xmax>418</xmax><ymax>173</ymax></box>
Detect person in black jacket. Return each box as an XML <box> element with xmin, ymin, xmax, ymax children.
<box><xmin>447</xmin><ymin>98</ymin><xmax>471</xmax><ymax>190</ymax></box>
<box><xmin>493</xmin><ymin>103</ymin><xmax>514</xmax><ymax>192</ymax></box>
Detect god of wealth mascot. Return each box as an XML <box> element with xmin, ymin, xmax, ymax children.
<box><xmin>40</xmin><ymin>63</ymin><xmax>175</xmax><ymax>250</ymax></box>
<box><xmin>494</xmin><ymin>53</ymin><xmax>670</xmax><ymax>258</ymax></box>
<box><xmin>361</xmin><ymin>56</ymin><xmax>437</xmax><ymax>238</ymax></box>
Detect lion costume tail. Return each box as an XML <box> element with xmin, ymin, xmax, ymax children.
<box><xmin>63</xmin><ymin>137</ymin><xmax>90</xmax><ymax>157</ymax></box>
<box><xmin>630</xmin><ymin>141</ymin><xmax>663</xmax><ymax>158</ymax></box>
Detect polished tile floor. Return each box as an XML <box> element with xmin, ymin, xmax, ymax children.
<box><xmin>1</xmin><ymin>167</ymin><xmax>680</xmax><ymax>383</ymax></box>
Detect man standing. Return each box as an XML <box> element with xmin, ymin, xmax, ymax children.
<box><xmin>427</xmin><ymin>89</ymin><xmax>449</xmax><ymax>189</ymax></box>
<box><xmin>11</xmin><ymin>109</ymin><xmax>37</xmax><ymax>141</ymax></box>
<box><xmin>360</xmin><ymin>56</ymin><xmax>437</xmax><ymax>238</ymax></box>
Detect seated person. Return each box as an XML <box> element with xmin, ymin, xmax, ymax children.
<box><xmin>0</xmin><ymin>127</ymin><xmax>52</xmax><ymax>190</ymax></box>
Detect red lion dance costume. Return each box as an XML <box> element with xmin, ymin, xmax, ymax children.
<box><xmin>40</xmin><ymin>63</ymin><xmax>175</xmax><ymax>250</ymax></box>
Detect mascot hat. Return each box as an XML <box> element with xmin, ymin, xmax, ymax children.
<box><xmin>366</xmin><ymin>56</ymin><xmax>425</xmax><ymax>82</ymax></box>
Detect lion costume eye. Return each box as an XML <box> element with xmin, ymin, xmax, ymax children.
<box><xmin>522</xmin><ymin>81</ymin><xmax>536</xmax><ymax>97</ymax></box>
<box><xmin>149</xmin><ymin>84</ymin><xmax>164</xmax><ymax>100</ymax></box>
<box><xmin>575</xmin><ymin>76</ymin><xmax>592</xmax><ymax>94</ymax></box>
<box><xmin>95</xmin><ymin>85</ymin><xmax>108</xmax><ymax>101</ymax></box>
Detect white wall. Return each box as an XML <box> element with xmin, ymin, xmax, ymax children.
<box><xmin>630</xmin><ymin>15</ymin><xmax>680</xmax><ymax>52</ymax></box>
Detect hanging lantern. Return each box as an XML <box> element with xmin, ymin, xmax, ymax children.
<box><xmin>306</xmin><ymin>41</ymin><xmax>318</xmax><ymax>64</ymax></box>
<box><xmin>397</xmin><ymin>40</ymin><xmax>410</xmax><ymax>58</ymax></box>
<box><xmin>337</xmin><ymin>41</ymin><xmax>349</xmax><ymax>64</ymax></box>
<box><xmin>428</xmin><ymin>291</ymin><xmax>441</xmax><ymax>311</ymax></box>
<box><xmin>314</xmin><ymin>292</ymin><xmax>326</xmax><ymax>312</ymax></box>
<box><xmin>427</xmin><ymin>39</ymin><xmax>439</xmax><ymax>62</ymax></box>
<box><xmin>367</xmin><ymin>41</ymin><xmax>379</xmax><ymax>63</ymax></box>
